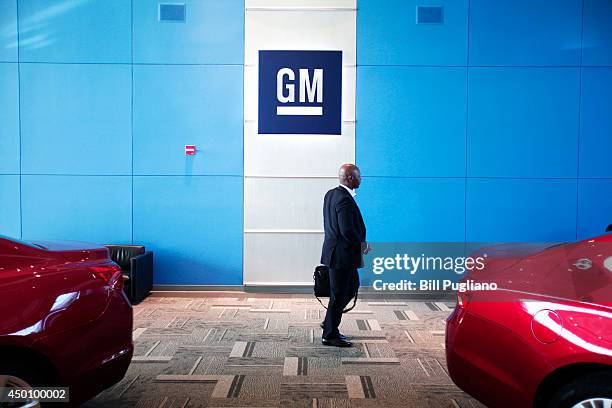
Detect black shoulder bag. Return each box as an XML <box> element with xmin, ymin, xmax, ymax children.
<box><xmin>313</xmin><ymin>265</ymin><xmax>358</xmax><ymax>313</ymax></box>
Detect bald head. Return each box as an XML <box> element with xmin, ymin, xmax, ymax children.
<box><xmin>339</xmin><ymin>163</ymin><xmax>361</xmax><ymax>190</ymax></box>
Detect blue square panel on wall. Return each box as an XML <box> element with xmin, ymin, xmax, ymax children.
<box><xmin>18</xmin><ymin>0</ymin><xmax>131</xmax><ymax>63</ymax></box>
<box><xmin>357</xmin><ymin>66</ymin><xmax>466</xmax><ymax>177</ymax></box>
<box><xmin>358</xmin><ymin>177</ymin><xmax>465</xmax><ymax>243</ymax></box>
<box><xmin>133</xmin><ymin>176</ymin><xmax>243</xmax><ymax>285</ymax></box>
<box><xmin>0</xmin><ymin>1</ymin><xmax>17</xmax><ymax>62</ymax></box>
<box><xmin>21</xmin><ymin>175</ymin><xmax>132</xmax><ymax>244</ymax></box>
<box><xmin>582</xmin><ymin>0</ymin><xmax>612</xmax><ymax>66</ymax></box>
<box><xmin>577</xmin><ymin>179</ymin><xmax>612</xmax><ymax>239</ymax></box>
<box><xmin>0</xmin><ymin>63</ymin><xmax>19</xmax><ymax>174</ymax></box>
<box><xmin>469</xmin><ymin>0</ymin><xmax>582</xmax><ymax>66</ymax></box>
<box><xmin>358</xmin><ymin>0</ymin><xmax>468</xmax><ymax>66</ymax></box>
<box><xmin>133</xmin><ymin>0</ymin><xmax>244</xmax><ymax>64</ymax></box>
<box><xmin>0</xmin><ymin>175</ymin><xmax>21</xmax><ymax>238</ymax></box>
<box><xmin>20</xmin><ymin>63</ymin><xmax>132</xmax><ymax>175</ymax></box>
<box><xmin>579</xmin><ymin>68</ymin><xmax>612</xmax><ymax>178</ymax></box>
<box><xmin>466</xmin><ymin>178</ymin><xmax>577</xmax><ymax>242</ymax></box>
<box><xmin>467</xmin><ymin>67</ymin><xmax>579</xmax><ymax>178</ymax></box>
<box><xmin>159</xmin><ymin>4</ymin><xmax>186</xmax><ymax>22</ymax></box>
<box><xmin>258</xmin><ymin>50</ymin><xmax>342</xmax><ymax>135</ymax></box>
<box><xmin>133</xmin><ymin>65</ymin><xmax>243</xmax><ymax>175</ymax></box>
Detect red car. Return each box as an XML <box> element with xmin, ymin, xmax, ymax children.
<box><xmin>0</xmin><ymin>235</ymin><xmax>133</xmax><ymax>407</ymax></box>
<box><xmin>446</xmin><ymin>234</ymin><xmax>612</xmax><ymax>408</ymax></box>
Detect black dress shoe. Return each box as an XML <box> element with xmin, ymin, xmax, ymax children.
<box><xmin>319</xmin><ymin>323</ymin><xmax>348</xmax><ymax>340</ymax></box>
<box><xmin>322</xmin><ymin>337</ymin><xmax>353</xmax><ymax>347</ymax></box>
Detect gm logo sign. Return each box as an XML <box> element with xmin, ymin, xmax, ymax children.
<box><xmin>258</xmin><ymin>50</ymin><xmax>342</xmax><ymax>135</ymax></box>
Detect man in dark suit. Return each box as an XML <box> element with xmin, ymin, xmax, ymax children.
<box><xmin>320</xmin><ymin>163</ymin><xmax>369</xmax><ymax>347</ymax></box>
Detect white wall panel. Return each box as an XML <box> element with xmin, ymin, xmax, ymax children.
<box><xmin>244</xmin><ymin>121</ymin><xmax>355</xmax><ymax>177</ymax></box>
<box><xmin>245</xmin><ymin>177</ymin><xmax>338</xmax><ymax>230</ymax></box>
<box><xmin>244</xmin><ymin>232</ymin><xmax>325</xmax><ymax>284</ymax></box>
<box><xmin>244</xmin><ymin>8</ymin><xmax>356</xmax><ymax>66</ymax></box>
<box><xmin>244</xmin><ymin>0</ymin><xmax>356</xmax><ymax>285</ymax></box>
<box><xmin>246</xmin><ymin>0</ymin><xmax>356</xmax><ymax>10</ymax></box>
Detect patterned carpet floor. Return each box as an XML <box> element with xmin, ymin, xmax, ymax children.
<box><xmin>84</xmin><ymin>294</ymin><xmax>485</xmax><ymax>408</ymax></box>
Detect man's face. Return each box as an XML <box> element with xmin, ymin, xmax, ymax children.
<box><xmin>350</xmin><ymin>169</ymin><xmax>361</xmax><ymax>189</ymax></box>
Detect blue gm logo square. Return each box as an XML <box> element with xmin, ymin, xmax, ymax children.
<box><xmin>258</xmin><ymin>50</ymin><xmax>342</xmax><ymax>135</ymax></box>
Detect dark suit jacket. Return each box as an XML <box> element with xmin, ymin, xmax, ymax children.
<box><xmin>320</xmin><ymin>186</ymin><xmax>366</xmax><ymax>270</ymax></box>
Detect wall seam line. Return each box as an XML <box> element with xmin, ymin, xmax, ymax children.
<box><xmin>16</xmin><ymin>0</ymin><xmax>22</xmax><ymax>239</ymax></box>
<box><xmin>14</xmin><ymin>61</ymin><xmax>244</xmax><ymax>66</ymax></box>
<box><xmin>131</xmin><ymin>0</ymin><xmax>135</xmax><ymax>245</ymax></box>
<box><xmin>240</xmin><ymin>1</ymin><xmax>247</xmax><ymax>285</ymax></box>
<box><xmin>576</xmin><ymin>0</ymin><xmax>585</xmax><ymax>240</ymax></box>
<box><xmin>8</xmin><ymin>174</ymin><xmax>597</xmax><ymax>180</ymax></box>
<box><xmin>242</xmin><ymin>0</ymin><xmax>246</xmax><ymax>285</ymax></box>
<box><xmin>355</xmin><ymin>64</ymin><xmax>596</xmax><ymax>68</ymax></box>
<box><xmin>464</xmin><ymin>0</ymin><xmax>471</xmax><ymax>243</ymax></box>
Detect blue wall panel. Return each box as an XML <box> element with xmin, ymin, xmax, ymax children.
<box><xmin>357</xmin><ymin>66</ymin><xmax>466</xmax><ymax>177</ymax></box>
<box><xmin>0</xmin><ymin>0</ymin><xmax>17</xmax><ymax>62</ymax></box>
<box><xmin>18</xmin><ymin>0</ymin><xmax>131</xmax><ymax>63</ymax></box>
<box><xmin>133</xmin><ymin>176</ymin><xmax>243</xmax><ymax>285</ymax></box>
<box><xmin>357</xmin><ymin>0</ymin><xmax>468</xmax><ymax>66</ymax></box>
<box><xmin>0</xmin><ymin>175</ymin><xmax>20</xmax><ymax>238</ymax></box>
<box><xmin>133</xmin><ymin>0</ymin><xmax>244</xmax><ymax>64</ymax></box>
<box><xmin>467</xmin><ymin>67</ymin><xmax>579</xmax><ymax>178</ymax></box>
<box><xmin>20</xmin><ymin>63</ymin><xmax>132</xmax><ymax>175</ymax></box>
<box><xmin>0</xmin><ymin>63</ymin><xmax>19</xmax><ymax>174</ymax></box>
<box><xmin>133</xmin><ymin>65</ymin><xmax>243</xmax><ymax>176</ymax></box>
<box><xmin>358</xmin><ymin>177</ymin><xmax>465</xmax><ymax>243</ymax></box>
<box><xmin>579</xmin><ymin>68</ymin><xmax>612</xmax><ymax>178</ymax></box>
<box><xmin>469</xmin><ymin>0</ymin><xmax>582</xmax><ymax>66</ymax></box>
<box><xmin>21</xmin><ymin>175</ymin><xmax>132</xmax><ymax>243</ymax></box>
<box><xmin>466</xmin><ymin>178</ymin><xmax>577</xmax><ymax>242</ymax></box>
<box><xmin>577</xmin><ymin>179</ymin><xmax>612</xmax><ymax>239</ymax></box>
<box><xmin>2</xmin><ymin>1</ymin><xmax>246</xmax><ymax>285</ymax></box>
<box><xmin>582</xmin><ymin>0</ymin><xmax>612</xmax><ymax>66</ymax></box>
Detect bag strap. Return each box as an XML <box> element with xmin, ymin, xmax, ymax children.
<box><xmin>342</xmin><ymin>289</ymin><xmax>358</xmax><ymax>313</ymax></box>
<box><xmin>315</xmin><ymin>293</ymin><xmax>327</xmax><ymax>309</ymax></box>
<box><xmin>315</xmin><ymin>288</ymin><xmax>359</xmax><ymax>314</ymax></box>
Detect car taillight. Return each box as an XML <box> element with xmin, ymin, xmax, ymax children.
<box><xmin>91</xmin><ymin>263</ymin><xmax>123</xmax><ymax>290</ymax></box>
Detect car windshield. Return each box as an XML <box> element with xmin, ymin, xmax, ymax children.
<box><xmin>0</xmin><ymin>234</ymin><xmax>46</xmax><ymax>250</ymax></box>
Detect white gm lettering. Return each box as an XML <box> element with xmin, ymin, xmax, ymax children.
<box><xmin>276</xmin><ymin>68</ymin><xmax>295</xmax><ymax>104</ymax></box>
<box><xmin>299</xmin><ymin>68</ymin><xmax>323</xmax><ymax>103</ymax></box>
<box><xmin>276</xmin><ymin>68</ymin><xmax>323</xmax><ymax>116</ymax></box>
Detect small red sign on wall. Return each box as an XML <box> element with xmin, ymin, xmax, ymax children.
<box><xmin>185</xmin><ymin>145</ymin><xmax>196</xmax><ymax>155</ymax></box>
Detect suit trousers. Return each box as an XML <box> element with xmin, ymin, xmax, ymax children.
<box><xmin>322</xmin><ymin>267</ymin><xmax>359</xmax><ymax>340</ymax></box>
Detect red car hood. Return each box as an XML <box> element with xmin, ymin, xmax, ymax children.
<box><xmin>473</xmin><ymin>242</ymin><xmax>561</xmax><ymax>258</ymax></box>
<box><xmin>31</xmin><ymin>240</ymin><xmax>106</xmax><ymax>252</ymax></box>
<box><xmin>467</xmin><ymin>238</ymin><xmax>612</xmax><ymax>304</ymax></box>
<box><xmin>468</xmin><ymin>242</ymin><xmax>563</xmax><ymax>283</ymax></box>
<box><xmin>31</xmin><ymin>240</ymin><xmax>110</xmax><ymax>263</ymax></box>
